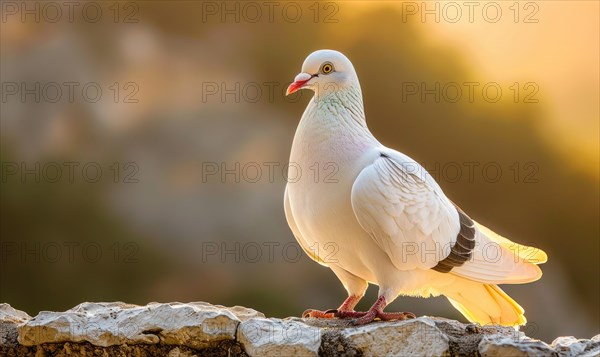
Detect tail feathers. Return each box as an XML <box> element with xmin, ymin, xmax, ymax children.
<box><xmin>475</xmin><ymin>222</ymin><xmax>548</xmax><ymax>264</ymax></box>
<box><xmin>443</xmin><ymin>279</ymin><xmax>526</xmax><ymax>326</ymax></box>
<box><xmin>450</xmin><ymin>221</ymin><xmax>547</xmax><ymax>284</ymax></box>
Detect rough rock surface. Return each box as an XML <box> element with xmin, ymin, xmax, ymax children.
<box><xmin>237</xmin><ymin>317</ymin><xmax>322</xmax><ymax>356</ymax></box>
<box><xmin>1</xmin><ymin>301</ymin><xmax>598</xmax><ymax>356</ymax></box>
<box><xmin>0</xmin><ymin>304</ymin><xmax>32</xmax><ymax>347</ymax></box>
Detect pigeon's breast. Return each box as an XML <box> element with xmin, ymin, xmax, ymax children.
<box><xmin>286</xmin><ymin>111</ymin><xmax>384</xmax><ymax>280</ymax></box>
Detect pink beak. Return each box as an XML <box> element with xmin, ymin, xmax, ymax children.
<box><xmin>286</xmin><ymin>73</ymin><xmax>313</xmax><ymax>96</ymax></box>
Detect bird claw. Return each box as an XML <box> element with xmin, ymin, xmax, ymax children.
<box><xmin>302</xmin><ymin>308</ymin><xmax>363</xmax><ymax>319</ymax></box>
<box><xmin>334</xmin><ymin>310</ymin><xmax>368</xmax><ymax>318</ymax></box>
<box><xmin>302</xmin><ymin>309</ymin><xmax>335</xmax><ymax>319</ymax></box>
<box><xmin>376</xmin><ymin>311</ymin><xmax>416</xmax><ymax>321</ymax></box>
<box><xmin>351</xmin><ymin>311</ymin><xmax>416</xmax><ymax>325</ymax></box>
<box><xmin>303</xmin><ymin>307</ymin><xmax>416</xmax><ymax>323</ymax></box>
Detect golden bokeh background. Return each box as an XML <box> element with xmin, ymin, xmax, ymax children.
<box><xmin>1</xmin><ymin>1</ymin><xmax>598</xmax><ymax>342</ymax></box>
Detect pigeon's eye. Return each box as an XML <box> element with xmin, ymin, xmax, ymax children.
<box><xmin>321</xmin><ymin>63</ymin><xmax>334</xmax><ymax>74</ymax></box>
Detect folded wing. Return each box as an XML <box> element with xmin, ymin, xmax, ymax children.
<box><xmin>351</xmin><ymin>147</ymin><xmax>545</xmax><ymax>283</ymax></box>
<box><xmin>351</xmin><ymin>148</ymin><xmax>460</xmax><ymax>270</ymax></box>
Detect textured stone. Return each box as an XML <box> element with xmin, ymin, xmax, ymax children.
<box><xmin>0</xmin><ymin>303</ymin><xmax>32</xmax><ymax>346</ymax></box>
<box><xmin>551</xmin><ymin>335</ymin><xmax>600</xmax><ymax>357</ymax></box>
<box><xmin>479</xmin><ymin>335</ymin><xmax>555</xmax><ymax>356</ymax></box>
<box><xmin>237</xmin><ymin>317</ymin><xmax>322</xmax><ymax>357</ymax></box>
<box><xmin>2</xmin><ymin>301</ymin><xmax>597</xmax><ymax>357</ymax></box>
<box><xmin>17</xmin><ymin>301</ymin><xmax>263</xmax><ymax>349</ymax></box>
<box><xmin>339</xmin><ymin>318</ymin><xmax>450</xmax><ymax>357</ymax></box>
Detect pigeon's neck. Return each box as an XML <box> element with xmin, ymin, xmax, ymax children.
<box><xmin>295</xmin><ymin>84</ymin><xmax>378</xmax><ymax>153</ymax></box>
<box><xmin>290</xmin><ymin>84</ymin><xmax>378</xmax><ymax>182</ymax></box>
<box><xmin>311</xmin><ymin>84</ymin><xmax>368</xmax><ymax>129</ymax></box>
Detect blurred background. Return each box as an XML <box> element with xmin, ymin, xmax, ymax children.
<box><xmin>1</xmin><ymin>1</ymin><xmax>598</xmax><ymax>343</ymax></box>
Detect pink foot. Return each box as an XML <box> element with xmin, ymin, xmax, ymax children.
<box><xmin>302</xmin><ymin>309</ymin><xmax>336</xmax><ymax>318</ymax></box>
<box><xmin>350</xmin><ymin>296</ymin><xmax>416</xmax><ymax>325</ymax></box>
<box><xmin>302</xmin><ymin>294</ymin><xmax>364</xmax><ymax>319</ymax></box>
<box><xmin>333</xmin><ymin>310</ymin><xmax>368</xmax><ymax>318</ymax></box>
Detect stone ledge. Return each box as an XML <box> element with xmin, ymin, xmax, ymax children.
<box><xmin>1</xmin><ymin>302</ymin><xmax>598</xmax><ymax>357</ymax></box>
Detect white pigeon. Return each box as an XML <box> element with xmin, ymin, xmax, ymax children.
<box><xmin>284</xmin><ymin>49</ymin><xmax>547</xmax><ymax>326</ymax></box>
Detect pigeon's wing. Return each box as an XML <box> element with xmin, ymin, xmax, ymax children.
<box><xmin>351</xmin><ymin>147</ymin><xmax>544</xmax><ymax>283</ymax></box>
<box><xmin>351</xmin><ymin>148</ymin><xmax>460</xmax><ymax>270</ymax></box>
<box><xmin>284</xmin><ymin>186</ymin><xmax>328</xmax><ymax>266</ymax></box>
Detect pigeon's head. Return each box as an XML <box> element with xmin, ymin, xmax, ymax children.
<box><xmin>286</xmin><ymin>49</ymin><xmax>359</xmax><ymax>96</ymax></box>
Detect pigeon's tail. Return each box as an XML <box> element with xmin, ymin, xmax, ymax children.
<box><xmin>442</xmin><ymin>278</ymin><xmax>526</xmax><ymax>326</ymax></box>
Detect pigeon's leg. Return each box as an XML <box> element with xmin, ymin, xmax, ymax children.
<box><xmin>338</xmin><ymin>294</ymin><xmax>361</xmax><ymax>311</ymax></box>
<box><xmin>331</xmin><ymin>295</ymin><xmax>370</xmax><ymax>318</ymax></box>
<box><xmin>303</xmin><ymin>268</ymin><xmax>368</xmax><ymax>319</ymax></box>
<box><xmin>350</xmin><ymin>296</ymin><xmax>416</xmax><ymax>325</ymax></box>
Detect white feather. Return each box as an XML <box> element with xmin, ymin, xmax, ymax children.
<box><xmin>284</xmin><ymin>49</ymin><xmax>546</xmax><ymax>326</ymax></box>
